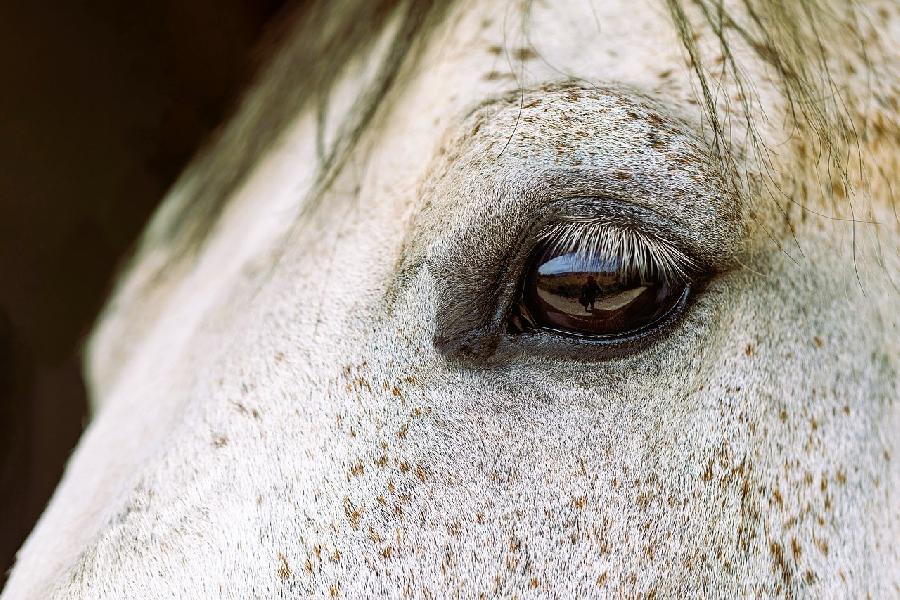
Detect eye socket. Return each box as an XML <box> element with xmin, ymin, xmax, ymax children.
<box><xmin>431</xmin><ymin>199</ymin><xmax>705</xmax><ymax>363</ymax></box>
<box><xmin>513</xmin><ymin>235</ymin><xmax>690</xmax><ymax>341</ymax></box>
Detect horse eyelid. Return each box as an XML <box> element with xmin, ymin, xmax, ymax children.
<box><xmin>431</xmin><ymin>196</ymin><xmax>710</xmax><ymax>363</ymax></box>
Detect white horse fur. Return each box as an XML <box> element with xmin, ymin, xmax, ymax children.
<box><xmin>4</xmin><ymin>0</ymin><xmax>898</xmax><ymax>597</ymax></box>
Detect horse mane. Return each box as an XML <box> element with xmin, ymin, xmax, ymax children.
<box><xmin>138</xmin><ymin>0</ymin><xmax>455</xmax><ymax>266</ymax></box>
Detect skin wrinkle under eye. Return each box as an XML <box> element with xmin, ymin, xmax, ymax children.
<box><xmin>400</xmin><ymin>83</ymin><xmax>750</xmax><ymax>361</ymax></box>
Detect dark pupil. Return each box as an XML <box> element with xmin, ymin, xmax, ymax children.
<box><xmin>522</xmin><ymin>248</ymin><xmax>685</xmax><ymax>338</ymax></box>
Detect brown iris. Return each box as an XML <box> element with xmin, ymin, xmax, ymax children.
<box><xmin>520</xmin><ymin>245</ymin><xmax>687</xmax><ymax>338</ymax></box>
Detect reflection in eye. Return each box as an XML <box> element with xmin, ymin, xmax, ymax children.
<box><xmin>512</xmin><ymin>219</ymin><xmax>692</xmax><ymax>340</ymax></box>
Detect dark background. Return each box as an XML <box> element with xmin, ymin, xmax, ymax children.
<box><xmin>0</xmin><ymin>0</ymin><xmax>289</xmax><ymax>584</ymax></box>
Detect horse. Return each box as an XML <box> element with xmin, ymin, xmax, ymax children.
<box><xmin>4</xmin><ymin>0</ymin><xmax>897</xmax><ymax>597</ymax></box>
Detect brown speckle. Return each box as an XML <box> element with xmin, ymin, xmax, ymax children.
<box><xmin>368</xmin><ymin>527</ymin><xmax>383</xmax><ymax>543</ymax></box>
<box><xmin>277</xmin><ymin>552</ymin><xmax>292</xmax><ymax>580</ymax></box>
<box><xmin>636</xmin><ymin>492</ymin><xmax>651</xmax><ymax>509</ymax></box>
<box><xmin>344</xmin><ymin>498</ymin><xmax>363</xmax><ymax>529</ymax></box>
<box><xmin>769</xmin><ymin>541</ymin><xmax>792</xmax><ymax>588</ymax></box>
<box><xmin>791</xmin><ymin>537</ymin><xmax>802</xmax><ymax>560</ymax></box>
<box><xmin>813</xmin><ymin>336</ymin><xmax>824</xmax><ymax>348</ymax></box>
<box><xmin>513</xmin><ymin>47</ymin><xmax>537</xmax><ymax>61</ymax></box>
<box><xmin>212</xmin><ymin>434</ymin><xmax>229</xmax><ymax>448</ymax></box>
<box><xmin>647</xmin><ymin>132</ymin><xmax>665</xmax><ymax>150</ymax></box>
<box><xmin>482</xmin><ymin>71</ymin><xmax>513</xmax><ymax>81</ymax></box>
<box><xmin>772</xmin><ymin>487</ymin><xmax>783</xmax><ymax>507</ymax></box>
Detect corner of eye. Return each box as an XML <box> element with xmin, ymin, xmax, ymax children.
<box><xmin>432</xmin><ymin>331</ymin><xmax>500</xmax><ymax>366</ymax></box>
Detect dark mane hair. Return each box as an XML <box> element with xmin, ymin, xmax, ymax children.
<box><xmin>143</xmin><ymin>0</ymin><xmax>455</xmax><ymax>260</ymax></box>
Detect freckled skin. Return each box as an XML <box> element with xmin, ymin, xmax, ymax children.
<box><xmin>4</xmin><ymin>0</ymin><xmax>898</xmax><ymax>598</ymax></box>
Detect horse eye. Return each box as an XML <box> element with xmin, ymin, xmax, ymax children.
<box><xmin>516</xmin><ymin>243</ymin><xmax>689</xmax><ymax>339</ymax></box>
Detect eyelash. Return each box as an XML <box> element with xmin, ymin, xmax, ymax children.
<box><xmin>536</xmin><ymin>217</ymin><xmax>697</xmax><ymax>283</ymax></box>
